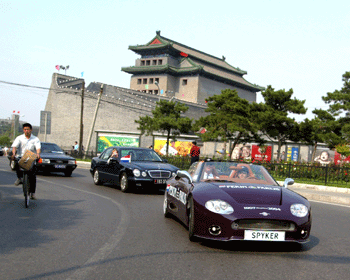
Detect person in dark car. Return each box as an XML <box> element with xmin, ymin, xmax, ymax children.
<box><xmin>107</xmin><ymin>148</ymin><xmax>119</xmax><ymax>164</ymax></box>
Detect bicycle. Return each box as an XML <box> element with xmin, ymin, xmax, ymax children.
<box><xmin>16</xmin><ymin>157</ymin><xmax>37</xmax><ymax>208</ymax></box>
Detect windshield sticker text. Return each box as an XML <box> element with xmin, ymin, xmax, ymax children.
<box><xmin>219</xmin><ymin>185</ymin><xmax>280</xmax><ymax>191</ymax></box>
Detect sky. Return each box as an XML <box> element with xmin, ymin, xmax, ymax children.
<box><xmin>0</xmin><ymin>0</ymin><xmax>349</xmax><ymax>126</ymax></box>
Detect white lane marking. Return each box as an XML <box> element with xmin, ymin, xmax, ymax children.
<box><xmin>35</xmin><ymin>178</ymin><xmax>130</xmax><ymax>280</ymax></box>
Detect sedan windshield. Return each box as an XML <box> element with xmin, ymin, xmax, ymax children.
<box><xmin>198</xmin><ymin>162</ymin><xmax>278</xmax><ymax>186</ymax></box>
<box><xmin>120</xmin><ymin>149</ymin><xmax>163</xmax><ymax>162</ymax></box>
<box><xmin>41</xmin><ymin>143</ymin><xmax>64</xmax><ymax>154</ymax></box>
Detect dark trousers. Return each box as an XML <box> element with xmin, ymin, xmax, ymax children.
<box><xmin>191</xmin><ymin>156</ymin><xmax>199</xmax><ymax>165</ymax></box>
<box><xmin>15</xmin><ymin>160</ymin><xmax>37</xmax><ymax>194</ymax></box>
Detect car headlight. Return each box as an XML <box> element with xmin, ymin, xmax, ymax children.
<box><xmin>68</xmin><ymin>160</ymin><xmax>76</xmax><ymax>165</ymax></box>
<box><xmin>290</xmin><ymin>204</ymin><xmax>308</xmax><ymax>217</ymax></box>
<box><xmin>142</xmin><ymin>171</ymin><xmax>147</xmax><ymax>177</ymax></box>
<box><xmin>172</xmin><ymin>172</ymin><xmax>177</xmax><ymax>177</ymax></box>
<box><xmin>42</xmin><ymin>159</ymin><xmax>50</xmax><ymax>164</ymax></box>
<box><xmin>133</xmin><ymin>169</ymin><xmax>141</xmax><ymax>177</ymax></box>
<box><xmin>205</xmin><ymin>199</ymin><xmax>234</xmax><ymax>214</ymax></box>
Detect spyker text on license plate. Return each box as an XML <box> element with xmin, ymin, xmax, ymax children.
<box><xmin>244</xmin><ymin>230</ymin><xmax>285</xmax><ymax>241</ymax></box>
<box><xmin>154</xmin><ymin>179</ymin><xmax>167</xmax><ymax>184</ymax></box>
<box><xmin>55</xmin><ymin>164</ymin><xmax>66</xmax><ymax>169</ymax></box>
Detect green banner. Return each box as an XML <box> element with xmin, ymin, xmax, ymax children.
<box><xmin>97</xmin><ymin>135</ymin><xmax>139</xmax><ymax>153</ymax></box>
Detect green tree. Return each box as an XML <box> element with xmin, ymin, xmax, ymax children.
<box><xmin>135</xmin><ymin>100</ymin><xmax>192</xmax><ymax>156</ymax></box>
<box><xmin>0</xmin><ymin>135</ymin><xmax>11</xmax><ymax>146</ymax></box>
<box><xmin>322</xmin><ymin>71</ymin><xmax>350</xmax><ymax>141</ymax></box>
<box><xmin>193</xmin><ymin>89</ymin><xmax>264</xmax><ymax>155</ymax></box>
<box><xmin>257</xmin><ymin>85</ymin><xmax>307</xmax><ymax>160</ymax></box>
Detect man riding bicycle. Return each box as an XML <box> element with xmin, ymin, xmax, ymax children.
<box><xmin>11</xmin><ymin>123</ymin><xmax>41</xmax><ymax>200</ymax></box>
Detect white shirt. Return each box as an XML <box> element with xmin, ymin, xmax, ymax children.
<box><xmin>11</xmin><ymin>134</ymin><xmax>41</xmax><ymax>157</ymax></box>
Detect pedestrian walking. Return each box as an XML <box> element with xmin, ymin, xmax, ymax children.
<box><xmin>190</xmin><ymin>141</ymin><xmax>200</xmax><ymax>165</ymax></box>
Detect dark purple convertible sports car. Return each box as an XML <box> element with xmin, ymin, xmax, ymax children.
<box><xmin>163</xmin><ymin>160</ymin><xmax>312</xmax><ymax>243</ymax></box>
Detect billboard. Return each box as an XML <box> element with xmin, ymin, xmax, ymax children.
<box><xmin>97</xmin><ymin>134</ymin><xmax>139</xmax><ymax>153</ymax></box>
<box><xmin>154</xmin><ymin>138</ymin><xmax>193</xmax><ymax>156</ymax></box>
<box><xmin>251</xmin><ymin>145</ymin><xmax>272</xmax><ymax>162</ymax></box>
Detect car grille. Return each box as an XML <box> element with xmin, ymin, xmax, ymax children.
<box><xmin>148</xmin><ymin>170</ymin><xmax>171</xmax><ymax>179</ymax></box>
<box><xmin>231</xmin><ymin>219</ymin><xmax>296</xmax><ymax>231</ymax></box>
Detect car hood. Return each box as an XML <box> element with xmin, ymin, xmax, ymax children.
<box><xmin>123</xmin><ymin>161</ymin><xmax>178</xmax><ymax>171</ymax></box>
<box><xmin>40</xmin><ymin>153</ymin><xmax>75</xmax><ymax>160</ymax></box>
<box><xmin>195</xmin><ymin>182</ymin><xmax>283</xmax><ymax>205</ymax></box>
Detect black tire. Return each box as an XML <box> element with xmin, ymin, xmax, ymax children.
<box><xmin>23</xmin><ymin>173</ymin><xmax>29</xmax><ymax>208</ymax></box>
<box><xmin>93</xmin><ymin>169</ymin><xmax>102</xmax><ymax>185</ymax></box>
<box><xmin>120</xmin><ymin>173</ymin><xmax>130</xmax><ymax>193</ymax></box>
<box><xmin>188</xmin><ymin>197</ymin><xmax>197</xmax><ymax>241</ymax></box>
<box><xmin>64</xmin><ymin>170</ymin><xmax>73</xmax><ymax>177</ymax></box>
<box><xmin>163</xmin><ymin>192</ymin><xmax>170</xmax><ymax>218</ymax></box>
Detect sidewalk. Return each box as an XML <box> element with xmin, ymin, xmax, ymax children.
<box><xmin>278</xmin><ymin>181</ymin><xmax>350</xmax><ymax>206</ymax></box>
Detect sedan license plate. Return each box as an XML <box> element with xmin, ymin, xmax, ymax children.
<box><xmin>55</xmin><ymin>164</ymin><xmax>66</xmax><ymax>169</ymax></box>
<box><xmin>244</xmin><ymin>230</ymin><xmax>285</xmax><ymax>241</ymax></box>
<box><xmin>154</xmin><ymin>179</ymin><xmax>167</xmax><ymax>184</ymax></box>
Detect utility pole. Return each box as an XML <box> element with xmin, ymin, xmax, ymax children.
<box><xmin>78</xmin><ymin>80</ymin><xmax>85</xmax><ymax>158</ymax></box>
<box><xmin>84</xmin><ymin>84</ymin><xmax>103</xmax><ymax>159</ymax></box>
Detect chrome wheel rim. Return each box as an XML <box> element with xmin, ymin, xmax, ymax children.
<box><xmin>121</xmin><ymin>175</ymin><xmax>127</xmax><ymax>190</ymax></box>
<box><xmin>93</xmin><ymin>170</ymin><xmax>99</xmax><ymax>183</ymax></box>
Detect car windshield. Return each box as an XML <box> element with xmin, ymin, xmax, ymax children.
<box><xmin>196</xmin><ymin>162</ymin><xmax>278</xmax><ymax>186</ymax></box>
<box><xmin>41</xmin><ymin>143</ymin><xmax>64</xmax><ymax>154</ymax></box>
<box><xmin>119</xmin><ymin>149</ymin><xmax>163</xmax><ymax>162</ymax></box>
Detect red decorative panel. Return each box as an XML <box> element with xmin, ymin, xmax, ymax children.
<box><xmin>150</xmin><ymin>39</ymin><xmax>162</xmax><ymax>45</ymax></box>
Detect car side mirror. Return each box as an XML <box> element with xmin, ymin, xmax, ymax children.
<box><xmin>283</xmin><ymin>178</ymin><xmax>294</xmax><ymax>188</ymax></box>
<box><xmin>176</xmin><ymin>170</ymin><xmax>193</xmax><ymax>184</ymax></box>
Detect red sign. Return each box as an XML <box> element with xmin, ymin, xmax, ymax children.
<box><xmin>251</xmin><ymin>145</ymin><xmax>272</xmax><ymax>162</ymax></box>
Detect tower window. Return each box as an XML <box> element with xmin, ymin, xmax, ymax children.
<box><xmin>143</xmin><ymin>78</ymin><xmax>147</xmax><ymax>84</ymax></box>
<box><xmin>182</xmin><ymin>79</ymin><xmax>188</xmax><ymax>85</ymax></box>
<box><xmin>137</xmin><ymin>79</ymin><xmax>141</xmax><ymax>84</ymax></box>
<box><xmin>146</xmin><ymin>60</ymin><xmax>150</xmax><ymax>66</ymax></box>
<box><xmin>141</xmin><ymin>61</ymin><xmax>145</xmax><ymax>66</ymax></box>
<box><xmin>149</xmin><ymin>78</ymin><xmax>154</xmax><ymax>84</ymax></box>
<box><xmin>158</xmin><ymin>60</ymin><xmax>162</xmax><ymax>65</ymax></box>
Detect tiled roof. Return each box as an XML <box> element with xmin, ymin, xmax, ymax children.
<box><xmin>127</xmin><ymin>31</ymin><xmax>263</xmax><ymax>91</ymax></box>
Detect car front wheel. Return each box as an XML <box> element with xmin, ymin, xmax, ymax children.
<box><xmin>120</xmin><ymin>173</ymin><xmax>130</xmax><ymax>193</ymax></box>
<box><xmin>93</xmin><ymin>169</ymin><xmax>102</xmax><ymax>185</ymax></box>
<box><xmin>163</xmin><ymin>192</ymin><xmax>170</xmax><ymax>218</ymax></box>
<box><xmin>188</xmin><ymin>197</ymin><xmax>198</xmax><ymax>242</ymax></box>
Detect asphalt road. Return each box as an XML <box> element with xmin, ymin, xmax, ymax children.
<box><xmin>0</xmin><ymin>157</ymin><xmax>349</xmax><ymax>280</ymax></box>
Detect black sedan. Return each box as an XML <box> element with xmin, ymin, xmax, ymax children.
<box><xmin>37</xmin><ymin>142</ymin><xmax>77</xmax><ymax>176</ymax></box>
<box><xmin>164</xmin><ymin>160</ymin><xmax>312</xmax><ymax>244</ymax></box>
<box><xmin>90</xmin><ymin>147</ymin><xmax>179</xmax><ymax>192</ymax></box>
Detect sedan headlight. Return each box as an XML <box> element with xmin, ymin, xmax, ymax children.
<box><xmin>133</xmin><ymin>169</ymin><xmax>141</xmax><ymax>177</ymax></box>
<box><xmin>68</xmin><ymin>160</ymin><xmax>76</xmax><ymax>165</ymax></box>
<box><xmin>141</xmin><ymin>171</ymin><xmax>147</xmax><ymax>177</ymax></box>
<box><xmin>172</xmin><ymin>172</ymin><xmax>177</xmax><ymax>178</ymax></box>
<box><xmin>290</xmin><ymin>204</ymin><xmax>308</xmax><ymax>217</ymax></box>
<box><xmin>42</xmin><ymin>159</ymin><xmax>50</xmax><ymax>164</ymax></box>
<box><xmin>205</xmin><ymin>199</ymin><xmax>234</xmax><ymax>214</ymax></box>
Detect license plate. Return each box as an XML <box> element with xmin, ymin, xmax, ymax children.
<box><xmin>244</xmin><ymin>230</ymin><xmax>285</xmax><ymax>241</ymax></box>
<box><xmin>154</xmin><ymin>179</ymin><xmax>167</xmax><ymax>184</ymax></box>
<box><xmin>55</xmin><ymin>164</ymin><xmax>66</xmax><ymax>169</ymax></box>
